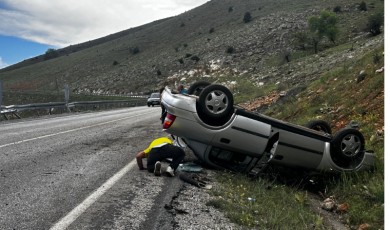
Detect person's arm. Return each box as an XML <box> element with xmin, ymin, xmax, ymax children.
<box><xmin>136</xmin><ymin>151</ymin><xmax>146</xmax><ymax>170</ymax></box>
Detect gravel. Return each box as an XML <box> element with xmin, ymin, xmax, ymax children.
<box><xmin>168</xmin><ymin>170</ymin><xmax>248</xmax><ymax>230</ymax></box>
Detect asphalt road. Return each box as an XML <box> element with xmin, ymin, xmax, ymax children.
<box><xmin>0</xmin><ymin>107</ymin><xmax>184</xmax><ymax>230</ymax></box>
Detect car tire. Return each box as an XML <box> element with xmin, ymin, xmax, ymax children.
<box><xmin>187</xmin><ymin>81</ymin><xmax>211</xmax><ymax>96</ymax></box>
<box><xmin>197</xmin><ymin>84</ymin><xmax>234</xmax><ymax>125</ymax></box>
<box><xmin>330</xmin><ymin>128</ymin><xmax>365</xmax><ymax>168</ymax></box>
<box><xmin>306</xmin><ymin>120</ymin><xmax>332</xmax><ymax>134</ymax></box>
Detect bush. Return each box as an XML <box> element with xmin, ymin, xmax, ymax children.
<box><xmin>243</xmin><ymin>12</ymin><xmax>252</xmax><ymax>23</ymax></box>
<box><xmin>178</xmin><ymin>58</ymin><xmax>184</xmax><ymax>64</ymax></box>
<box><xmin>228</xmin><ymin>6</ymin><xmax>233</xmax><ymax>12</ymax></box>
<box><xmin>44</xmin><ymin>48</ymin><xmax>58</xmax><ymax>60</ymax></box>
<box><xmin>373</xmin><ymin>53</ymin><xmax>381</xmax><ymax>64</ymax></box>
<box><xmin>191</xmin><ymin>55</ymin><xmax>200</xmax><ymax>62</ymax></box>
<box><xmin>131</xmin><ymin>47</ymin><xmax>140</xmax><ymax>54</ymax></box>
<box><xmin>358</xmin><ymin>1</ymin><xmax>367</xmax><ymax>11</ymax></box>
<box><xmin>209</xmin><ymin>28</ymin><xmax>215</xmax><ymax>33</ymax></box>
<box><xmin>367</xmin><ymin>13</ymin><xmax>384</xmax><ymax>36</ymax></box>
<box><xmin>156</xmin><ymin>70</ymin><xmax>162</xmax><ymax>75</ymax></box>
<box><xmin>113</xmin><ymin>60</ymin><xmax>119</xmax><ymax>66</ymax></box>
<box><xmin>333</xmin><ymin>6</ymin><xmax>342</xmax><ymax>13</ymax></box>
<box><xmin>292</xmin><ymin>31</ymin><xmax>309</xmax><ymax>50</ymax></box>
<box><xmin>226</xmin><ymin>46</ymin><xmax>234</xmax><ymax>54</ymax></box>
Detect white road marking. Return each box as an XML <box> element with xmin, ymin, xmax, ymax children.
<box><xmin>0</xmin><ymin>111</ymin><xmax>154</xmax><ymax>149</ymax></box>
<box><xmin>50</xmin><ymin>159</ymin><xmax>137</xmax><ymax>230</ymax></box>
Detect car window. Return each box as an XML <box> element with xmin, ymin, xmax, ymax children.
<box><xmin>150</xmin><ymin>93</ymin><xmax>160</xmax><ymax>98</ymax></box>
<box><xmin>209</xmin><ymin>147</ymin><xmax>253</xmax><ymax>172</ymax></box>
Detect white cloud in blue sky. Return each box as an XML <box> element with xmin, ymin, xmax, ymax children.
<box><xmin>0</xmin><ymin>0</ymin><xmax>209</xmax><ymax>47</ymax></box>
<box><xmin>0</xmin><ymin>57</ymin><xmax>8</xmax><ymax>68</ymax></box>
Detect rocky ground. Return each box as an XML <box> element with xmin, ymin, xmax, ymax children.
<box><xmin>169</xmin><ymin>170</ymin><xmax>246</xmax><ymax>230</ymax></box>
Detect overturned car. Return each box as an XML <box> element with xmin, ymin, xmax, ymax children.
<box><xmin>161</xmin><ymin>82</ymin><xmax>375</xmax><ymax>176</ymax></box>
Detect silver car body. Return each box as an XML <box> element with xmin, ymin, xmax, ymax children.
<box><xmin>161</xmin><ymin>86</ymin><xmax>375</xmax><ymax>174</ymax></box>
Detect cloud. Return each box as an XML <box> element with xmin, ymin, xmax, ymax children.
<box><xmin>0</xmin><ymin>56</ymin><xmax>8</xmax><ymax>69</ymax></box>
<box><xmin>0</xmin><ymin>0</ymin><xmax>209</xmax><ymax>47</ymax></box>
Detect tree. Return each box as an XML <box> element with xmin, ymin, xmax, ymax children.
<box><xmin>308</xmin><ymin>10</ymin><xmax>339</xmax><ymax>52</ymax></box>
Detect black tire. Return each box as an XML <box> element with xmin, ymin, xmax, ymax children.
<box><xmin>306</xmin><ymin>120</ymin><xmax>332</xmax><ymax>134</ymax></box>
<box><xmin>198</xmin><ymin>84</ymin><xmax>234</xmax><ymax>120</ymax></box>
<box><xmin>187</xmin><ymin>81</ymin><xmax>211</xmax><ymax>96</ymax></box>
<box><xmin>330</xmin><ymin>128</ymin><xmax>365</xmax><ymax>168</ymax></box>
<box><xmin>196</xmin><ymin>85</ymin><xmax>234</xmax><ymax>126</ymax></box>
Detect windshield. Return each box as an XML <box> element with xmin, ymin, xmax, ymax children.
<box><xmin>150</xmin><ymin>93</ymin><xmax>160</xmax><ymax>98</ymax></box>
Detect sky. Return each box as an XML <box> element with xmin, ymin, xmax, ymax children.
<box><xmin>0</xmin><ymin>0</ymin><xmax>209</xmax><ymax>69</ymax></box>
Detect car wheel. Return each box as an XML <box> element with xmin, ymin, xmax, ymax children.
<box><xmin>198</xmin><ymin>84</ymin><xmax>234</xmax><ymax>120</ymax></box>
<box><xmin>306</xmin><ymin>120</ymin><xmax>332</xmax><ymax>134</ymax></box>
<box><xmin>187</xmin><ymin>81</ymin><xmax>210</xmax><ymax>96</ymax></box>
<box><xmin>330</xmin><ymin>128</ymin><xmax>365</xmax><ymax>168</ymax></box>
<box><xmin>196</xmin><ymin>84</ymin><xmax>234</xmax><ymax>126</ymax></box>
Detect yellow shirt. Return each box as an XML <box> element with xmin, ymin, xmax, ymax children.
<box><xmin>143</xmin><ymin>137</ymin><xmax>173</xmax><ymax>156</ymax></box>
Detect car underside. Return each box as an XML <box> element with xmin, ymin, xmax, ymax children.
<box><xmin>161</xmin><ymin>82</ymin><xmax>375</xmax><ymax>176</ymax></box>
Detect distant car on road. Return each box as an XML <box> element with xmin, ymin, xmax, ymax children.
<box><xmin>147</xmin><ymin>93</ymin><xmax>161</xmax><ymax>107</ymax></box>
<box><xmin>161</xmin><ymin>81</ymin><xmax>375</xmax><ymax>176</ymax></box>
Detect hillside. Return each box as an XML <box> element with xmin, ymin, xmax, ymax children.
<box><xmin>0</xmin><ymin>0</ymin><xmax>384</xmax><ymax>98</ymax></box>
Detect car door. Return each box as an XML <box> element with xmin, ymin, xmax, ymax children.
<box><xmin>210</xmin><ymin>115</ymin><xmax>272</xmax><ymax>156</ymax></box>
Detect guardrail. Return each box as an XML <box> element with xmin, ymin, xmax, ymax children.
<box><xmin>0</xmin><ymin>98</ymin><xmax>147</xmax><ymax>120</ymax></box>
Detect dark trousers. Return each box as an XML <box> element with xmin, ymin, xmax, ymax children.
<box><xmin>146</xmin><ymin>144</ymin><xmax>185</xmax><ymax>173</ymax></box>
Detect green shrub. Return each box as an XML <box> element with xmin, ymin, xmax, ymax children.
<box><xmin>191</xmin><ymin>55</ymin><xmax>200</xmax><ymax>62</ymax></box>
<box><xmin>226</xmin><ymin>46</ymin><xmax>234</xmax><ymax>54</ymax></box>
<box><xmin>131</xmin><ymin>47</ymin><xmax>140</xmax><ymax>54</ymax></box>
<box><xmin>367</xmin><ymin>13</ymin><xmax>384</xmax><ymax>36</ymax></box>
<box><xmin>372</xmin><ymin>52</ymin><xmax>381</xmax><ymax>65</ymax></box>
<box><xmin>44</xmin><ymin>48</ymin><xmax>59</xmax><ymax>60</ymax></box>
<box><xmin>333</xmin><ymin>5</ymin><xmax>342</xmax><ymax>13</ymax></box>
<box><xmin>243</xmin><ymin>12</ymin><xmax>252</xmax><ymax>23</ymax></box>
<box><xmin>359</xmin><ymin>1</ymin><xmax>367</xmax><ymax>11</ymax></box>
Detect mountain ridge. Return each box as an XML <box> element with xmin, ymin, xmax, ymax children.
<box><xmin>0</xmin><ymin>0</ymin><xmax>384</xmax><ymax>97</ymax></box>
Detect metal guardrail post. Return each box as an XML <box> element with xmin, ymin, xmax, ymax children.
<box><xmin>64</xmin><ymin>84</ymin><xmax>71</xmax><ymax>112</ymax></box>
<box><xmin>0</xmin><ymin>80</ymin><xmax>4</xmax><ymax>120</ymax></box>
<box><xmin>0</xmin><ymin>80</ymin><xmax>3</xmax><ymax>110</ymax></box>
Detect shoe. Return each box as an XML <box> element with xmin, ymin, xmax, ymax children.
<box><xmin>166</xmin><ymin>166</ymin><xmax>175</xmax><ymax>177</ymax></box>
<box><xmin>154</xmin><ymin>161</ymin><xmax>161</xmax><ymax>176</ymax></box>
